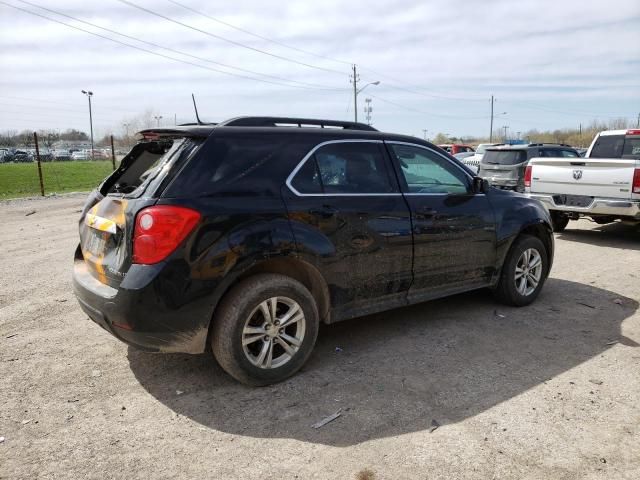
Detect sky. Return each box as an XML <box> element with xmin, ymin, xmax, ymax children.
<box><xmin>1</xmin><ymin>0</ymin><xmax>639</xmax><ymax>139</ymax></box>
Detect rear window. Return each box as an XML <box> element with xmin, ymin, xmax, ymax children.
<box><xmin>622</xmin><ymin>136</ymin><xmax>640</xmax><ymax>157</ymax></box>
<box><xmin>590</xmin><ymin>134</ymin><xmax>624</xmax><ymax>158</ymax></box>
<box><xmin>482</xmin><ymin>150</ymin><xmax>527</xmax><ymax>165</ymax></box>
<box><xmin>102</xmin><ymin>138</ymin><xmax>197</xmax><ymax>196</ymax></box>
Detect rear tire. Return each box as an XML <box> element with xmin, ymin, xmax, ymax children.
<box><xmin>493</xmin><ymin>235</ymin><xmax>549</xmax><ymax>307</ymax></box>
<box><xmin>551</xmin><ymin>212</ymin><xmax>569</xmax><ymax>232</ymax></box>
<box><xmin>211</xmin><ymin>273</ymin><xmax>319</xmax><ymax>386</ymax></box>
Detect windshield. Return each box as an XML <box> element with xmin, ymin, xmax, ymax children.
<box><xmin>482</xmin><ymin>150</ymin><xmax>527</xmax><ymax>165</ymax></box>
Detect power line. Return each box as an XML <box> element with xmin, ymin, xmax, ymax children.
<box><xmin>166</xmin><ymin>0</ymin><xmax>352</xmax><ymax>67</ymax></box>
<box><xmin>0</xmin><ymin>1</ymin><xmax>343</xmax><ymax>92</ymax></box>
<box><xmin>117</xmin><ymin>0</ymin><xmax>346</xmax><ymax>76</ymax></box>
<box><xmin>368</xmin><ymin>94</ymin><xmax>489</xmax><ymax>120</ymax></box>
<box><xmin>17</xmin><ymin>0</ymin><xmax>343</xmax><ymax>91</ymax></box>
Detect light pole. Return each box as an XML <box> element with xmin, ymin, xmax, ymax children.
<box><xmin>154</xmin><ymin>115</ymin><xmax>163</xmax><ymax>127</ymax></box>
<box><xmin>351</xmin><ymin>65</ymin><xmax>379</xmax><ymax>123</ymax></box>
<box><xmin>81</xmin><ymin>90</ymin><xmax>94</xmax><ymax>158</ymax></box>
<box><xmin>422</xmin><ymin>129</ymin><xmax>428</xmax><ymax>140</ymax></box>
<box><xmin>123</xmin><ymin>122</ymin><xmax>130</xmax><ymax>137</ymax></box>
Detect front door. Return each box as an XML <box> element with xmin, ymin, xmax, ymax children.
<box><xmin>385</xmin><ymin>141</ymin><xmax>497</xmax><ymax>300</ymax></box>
<box><xmin>283</xmin><ymin>139</ymin><xmax>413</xmax><ymax>319</ymax></box>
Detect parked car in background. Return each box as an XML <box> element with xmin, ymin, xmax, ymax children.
<box><xmin>54</xmin><ymin>149</ymin><xmax>71</xmax><ymax>161</ymax></box>
<box><xmin>73</xmin><ymin>116</ymin><xmax>554</xmax><ymax>386</ymax></box>
<box><xmin>461</xmin><ymin>143</ymin><xmax>502</xmax><ymax>173</ymax></box>
<box><xmin>479</xmin><ymin>144</ymin><xmax>579</xmax><ymax>192</ymax></box>
<box><xmin>438</xmin><ymin>144</ymin><xmax>475</xmax><ymax>155</ymax></box>
<box><xmin>453</xmin><ymin>151</ymin><xmax>475</xmax><ymax>161</ymax></box>
<box><xmin>13</xmin><ymin>150</ymin><xmax>33</xmax><ymax>162</ymax></box>
<box><xmin>526</xmin><ymin>129</ymin><xmax>640</xmax><ymax>231</ymax></box>
<box><xmin>71</xmin><ymin>150</ymin><xmax>90</xmax><ymax>160</ymax></box>
<box><xmin>575</xmin><ymin>147</ymin><xmax>588</xmax><ymax>157</ymax></box>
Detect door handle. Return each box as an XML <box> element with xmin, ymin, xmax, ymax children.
<box><xmin>308</xmin><ymin>205</ymin><xmax>338</xmax><ymax>218</ymax></box>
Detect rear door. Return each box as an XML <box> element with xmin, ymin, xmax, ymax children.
<box><xmin>385</xmin><ymin>141</ymin><xmax>497</xmax><ymax>298</ymax></box>
<box><xmin>283</xmin><ymin>139</ymin><xmax>413</xmax><ymax>317</ymax></box>
<box><xmin>79</xmin><ymin>136</ymin><xmax>201</xmax><ymax>287</ymax></box>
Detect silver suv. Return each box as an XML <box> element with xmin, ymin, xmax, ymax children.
<box><xmin>479</xmin><ymin>144</ymin><xmax>579</xmax><ymax>192</ymax></box>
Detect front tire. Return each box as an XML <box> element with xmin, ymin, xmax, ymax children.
<box><xmin>550</xmin><ymin>211</ymin><xmax>569</xmax><ymax>232</ymax></box>
<box><xmin>211</xmin><ymin>273</ymin><xmax>319</xmax><ymax>386</ymax></box>
<box><xmin>493</xmin><ymin>235</ymin><xmax>549</xmax><ymax>307</ymax></box>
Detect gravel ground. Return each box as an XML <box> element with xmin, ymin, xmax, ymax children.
<box><xmin>1</xmin><ymin>194</ymin><xmax>639</xmax><ymax>480</ymax></box>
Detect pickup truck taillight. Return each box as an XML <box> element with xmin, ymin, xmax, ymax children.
<box><xmin>524</xmin><ymin>165</ymin><xmax>533</xmax><ymax>188</ymax></box>
<box><xmin>633</xmin><ymin>168</ymin><xmax>640</xmax><ymax>194</ymax></box>
<box><xmin>133</xmin><ymin>206</ymin><xmax>201</xmax><ymax>264</ymax></box>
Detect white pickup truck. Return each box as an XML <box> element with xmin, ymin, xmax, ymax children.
<box><xmin>525</xmin><ymin>129</ymin><xmax>640</xmax><ymax>231</ymax></box>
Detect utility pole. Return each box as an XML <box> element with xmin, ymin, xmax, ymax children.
<box><xmin>422</xmin><ymin>129</ymin><xmax>428</xmax><ymax>140</ymax></box>
<box><xmin>489</xmin><ymin>95</ymin><xmax>494</xmax><ymax>142</ymax></box>
<box><xmin>637</xmin><ymin>113</ymin><xmax>640</xmax><ymax>128</ymax></box>
<box><xmin>174</xmin><ymin>113</ymin><xmax>177</xmax><ymax>126</ymax></box>
<box><xmin>350</xmin><ymin>65</ymin><xmax>379</xmax><ymax>123</ymax></box>
<box><xmin>579</xmin><ymin>123</ymin><xmax>582</xmax><ymax>147</ymax></box>
<box><xmin>123</xmin><ymin>122</ymin><xmax>130</xmax><ymax>137</ymax></box>
<box><xmin>502</xmin><ymin>125</ymin><xmax>509</xmax><ymax>142</ymax></box>
<box><xmin>81</xmin><ymin>90</ymin><xmax>94</xmax><ymax>158</ymax></box>
<box><xmin>351</xmin><ymin>65</ymin><xmax>359</xmax><ymax>123</ymax></box>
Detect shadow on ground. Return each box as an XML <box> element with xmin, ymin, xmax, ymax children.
<box><xmin>557</xmin><ymin>221</ymin><xmax>640</xmax><ymax>251</ymax></box>
<box><xmin>128</xmin><ymin>278</ymin><xmax>638</xmax><ymax>446</ymax></box>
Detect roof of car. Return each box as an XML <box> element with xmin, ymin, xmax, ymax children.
<box><xmin>136</xmin><ymin>116</ymin><xmax>443</xmax><ymax>150</ymax></box>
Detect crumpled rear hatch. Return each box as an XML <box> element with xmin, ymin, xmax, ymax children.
<box><xmin>77</xmin><ymin>132</ymin><xmax>204</xmax><ymax>287</ymax></box>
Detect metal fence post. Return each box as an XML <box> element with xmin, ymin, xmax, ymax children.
<box><xmin>110</xmin><ymin>135</ymin><xmax>116</xmax><ymax>170</ymax></box>
<box><xmin>33</xmin><ymin>131</ymin><xmax>45</xmax><ymax>196</ymax></box>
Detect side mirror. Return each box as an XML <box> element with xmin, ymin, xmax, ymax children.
<box><xmin>472</xmin><ymin>176</ymin><xmax>488</xmax><ymax>194</ymax></box>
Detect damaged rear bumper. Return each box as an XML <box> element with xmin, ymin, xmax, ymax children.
<box><xmin>72</xmin><ymin>248</ymin><xmax>210</xmax><ymax>353</ymax></box>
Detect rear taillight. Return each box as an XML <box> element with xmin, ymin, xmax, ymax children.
<box><xmin>524</xmin><ymin>165</ymin><xmax>533</xmax><ymax>188</ymax></box>
<box><xmin>132</xmin><ymin>205</ymin><xmax>201</xmax><ymax>264</ymax></box>
<box><xmin>633</xmin><ymin>168</ymin><xmax>640</xmax><ymax>194</ymax></box>
<box><xmin>626</xmin><ymin>129</ymin><xmax>640</xmax><ymax>136</ymax></box>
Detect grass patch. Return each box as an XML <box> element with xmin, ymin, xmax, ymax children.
<box><xmin>0</xmin><ymin>161</ymin><xmax>117</xmax><ymax>198</ymax></box>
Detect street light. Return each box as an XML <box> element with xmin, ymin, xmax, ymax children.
<box><xmin>81</xmin><ymin>90</ymin><xmax>94</xmax><ymax>159</ymax></box>
<box><xmin>153</xmin><ymin>115</ymin><xmax>163</xmax><ymax>127</ymax></box>
<box><xmin>353</xmin><ymin>79</ymin><xmax>379</xmax><ymax>123</ymax></box>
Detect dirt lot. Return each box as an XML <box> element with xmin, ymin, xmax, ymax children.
<box><xmin>1</xmin><ymin>194</ymin><xmax>639</xmax><ymax>480</ymax></box>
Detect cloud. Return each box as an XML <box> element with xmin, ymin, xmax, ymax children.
<box><xmin>0</xmin><ymin>0</ymin><xmax>638</xmax><ymax>137</ymax></box>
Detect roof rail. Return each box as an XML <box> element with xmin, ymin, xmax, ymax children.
<box><xmin>527</xmin><ymin>143</ymin><xmax>572</xmax><ymax>147</ymax></box>
<box><xmin>219</xmin><ymin>116</ymin><xmax>378</xmax><ymax>131</ymax></box>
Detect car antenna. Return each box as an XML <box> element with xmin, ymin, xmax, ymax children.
<box><xmin>191</xmin><ymin>93</ymin><xmax>203</xmax><ymax>125</ymax></box>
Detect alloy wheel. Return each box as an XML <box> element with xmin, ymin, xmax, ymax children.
<box><xmin>241</xmin><ymin>296</ymin><xmax>306</xmax><ymax>369</ymax></box>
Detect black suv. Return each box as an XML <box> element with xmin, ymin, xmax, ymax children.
<box><xmin>479</xmin><ymin>144</ymin><xmax>580</xmax><ymax>192</ymax></box>
<box><xmin>73</xmin><ymin>117</ymin><xmax>554</xmax><ymax>385</ymax></box>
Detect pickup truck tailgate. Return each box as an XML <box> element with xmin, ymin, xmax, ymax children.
<box><xmin>529</xmin><ymin>158</ymin><xmax>636</xmax><ymax>199</ymax></box>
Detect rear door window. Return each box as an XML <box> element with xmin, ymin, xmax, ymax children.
<box><xmin>590</xmin><ymin>135</ymin><xmax>624</xmax><ymax>158</ymax></box>
<box><xmin>291</xmin><ymin>141</ymin><xmax>396</xmax><ymax>194</ymax></box>
<box><xmin>559</xmin><ymin>149</ymin><xmax>579</xmax><ymax>158</ymax></box>
<box><xmin>482</xmin><ymin>150</ymin><xmax>528</xmax><ymax>165</ymax></box>
<box><xmin>622</xmin><ymin>137</ymin><xmax>640</xmax><ymax>157</ymax></box>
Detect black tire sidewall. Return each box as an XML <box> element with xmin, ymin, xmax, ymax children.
<box><xmin>499</xmin><ymin>236</ymin><xmax>549</xmax><ymax>306</ymax></box>
<box><xmin>212</xmin><ymin>275</ymin><xmax>319</xmax><ymax>385</ymax></box>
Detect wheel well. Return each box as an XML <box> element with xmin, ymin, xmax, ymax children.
<box><xmin>236</xmin><ymin>257</ymin><xmax>331</xmax><ymax>324</ymax></box>
<box><xmin>519</xmin><ymin>223</ymin><xmax>553</xmax><ymax>260</ymax></box>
